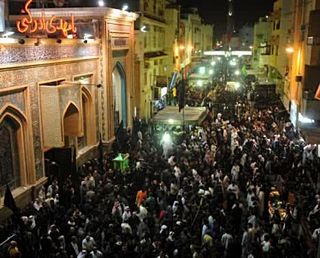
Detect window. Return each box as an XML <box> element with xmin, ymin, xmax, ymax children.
<box><xmin>0</xmin><ymin>117</ymin><xmax>20</xmax><ymax>192</ymax></box>
<box><xmin>153</xmin><ymin>26</ymin><xmax>157</xmax><ymax>48</ymax></box>
<box><xmin>73</xmin><ymin>74</ymin><xmax>95</xmax><ymax>149</ymax></box>
<box><xmin>153</xmin><ymin>0</ymin><xmax>156</xmax><ymax>14</ymax></box>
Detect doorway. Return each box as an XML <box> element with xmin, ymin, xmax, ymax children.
<box><xmin>112</xmin><ymin>62</ymin><xmax>127</xmax><ymax>130</ymax></box>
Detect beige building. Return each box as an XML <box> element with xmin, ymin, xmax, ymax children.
<box><xmin>179</xmin><ymin>8</ymin><xmax>213</xmax><ymax>74</ymax></box>
<box><xmin>133</xmin><ymin>0</ymin><xmax>170</xmax><ymax>119</ymax></box>
<box><xmin>252</xmin><ymin>0</ymin><xmax>320</xmax><ymax>142</ymax></box>
<box><xmin>133</xmin><ymin>3</ymin><xmax>213</xmax><ymax>120</ymax></box>
<box><xmin>253</xmin><ymin>17</ymin><xmax>272</xmax><ymax>72</ymax></box>
<box><xmin>201</xmin><ymin>24</ymin><xmax>214</xmax><ymax>53</ymax></box>
<box><xmin>0</xmin><ymin>4</ymin><xmax>137</xmax><ymax>217</ymax></box>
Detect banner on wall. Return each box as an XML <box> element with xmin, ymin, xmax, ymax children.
<box><xmin>0</xmin><ymin>0</ymin><xmax>5</xmax><ymax>33</ymax></box>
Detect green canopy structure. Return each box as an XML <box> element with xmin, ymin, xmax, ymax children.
<box><xmin>113</xmin><ymin>153</ymin><xmax>129</xmax><ymax>172</ymax></box>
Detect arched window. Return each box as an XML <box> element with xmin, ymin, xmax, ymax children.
<box><xmin>63</xmin><ymin>102</ymin><xmax>80</xmax><ymax>147</ymax></box>
<box><xmin>0</xmin><ymin>116</ymin><xmax>20</xmax><ymax>191</ymax></box>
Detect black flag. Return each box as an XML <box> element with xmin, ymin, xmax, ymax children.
<box><xmin>4</xmin><ymin>184</ymin><xmax>18</xmax><ymax>214</ymax></box>
<box><xmin>98</xmin><ymin>133</ymin><xmax>104</xmax><ymax>172</ymax></box>
<box><xmin>178</xmin><ymin>79</ymin><xmax>186</xmax><ymax>112</ymax></box>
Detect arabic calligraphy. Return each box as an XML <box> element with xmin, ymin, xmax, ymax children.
<box><xmin>16</xmin><ymin>0</ymin><xmax>77</xmax><ymax>37</ymax></box>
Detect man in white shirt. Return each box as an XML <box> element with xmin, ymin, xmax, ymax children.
<box><xmin>221</xmin><ymin>231</ymin><xmax>233</xmax><ymax>256</ymax></box>
<box><xmin>82</xmin><ymin>235</ymin><xmax>96</xmax><ymax>252</ymax></box>
<box><xmin>227</xmin><ymin>182</ymin><xmax>240</xmax><ymax>200</ymax></box>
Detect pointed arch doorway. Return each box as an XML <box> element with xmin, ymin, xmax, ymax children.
<box><xmin>112</xmin><ymin>62</ymin><xmax>127</xmax><ymax>131</ymax></box>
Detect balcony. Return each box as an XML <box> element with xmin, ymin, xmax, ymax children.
<box><xmin>40</xmin><ymin>82</ymin><xmax>83</xmax><ymax>148</ymax></box>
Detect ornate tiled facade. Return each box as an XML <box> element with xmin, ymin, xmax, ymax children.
<box><xmin>0</xmin><ymin>49</ymin><xmax>99</xmax><ymax>179</ymax></box>
<box><xmin>0</xmin><ymin>45</ymin><xmax>99</xmax><ymax>66</ymax></box>
<box><xmin>0</xmin><ymin>7</ymin><xmax>138</xmax><ymax>216</ymax></box>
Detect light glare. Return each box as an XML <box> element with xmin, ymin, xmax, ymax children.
<box><xmin>98</xmin><ymin>0</ymin><xmax>105</xmax><ymax>7</ymax></box>
<box><xmin>199</xmin><ymin>67</ymin><xmax>206</xmax><ymax>75</ymax></box>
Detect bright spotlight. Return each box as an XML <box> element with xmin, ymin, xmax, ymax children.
<box><xmin>168</xmin><ymin>119</ymin><xmax>174</xmax><ymax>124</ymax></box>
<box><xmin>229</xmin><ymin>60</ymin><xmax>237</xmax><ymax>66</ymax></box>
<box><xmin>122</xmin><ymin>4</ymin><xmax>129</xmax><ymax>11</ymax></box>
<box><xmin>3</xmin><ymin>31</ymin><xmax>14</xmax><ymax>37</ymax></box>
<box><xmin>162</xmin><ymin>132</ymin><xmax>172</xmax><ymax>144</ymax></box>
<box><xmin>299</xmin><ymin>113</ymin><xmax>314</xmax><ymax>123</ymax></box>
<box><xmin>234</xmin><ymin>82</ymin><xmax>240</xmax><ymax>89</ymax></box>
<box><xmin>199</xmin><ymin>67</ymin><xmax>206</xmax><ymax>75</ymax></box>
<box><xmin>84</xmin><ymin>33</ymin><xmax>92</xmax><ymax>39</ymax></box>
<box><xmin>197</xmin><ymin>80</ymin><xmax>203</xmax><ymax>87</ymax></box>
<box><xmin>235</xmin><ymin>70</ymin><xmax>240</xmax><ymax>76</ymax></box>
<box><xmin>98</xmin><ymin>0</ymin><xmax>105</xmax><ymax>7</ymax></box>
<box><xmin>210</xmin><ymin>61</ymin><xmax>216</xmax><ymax>66</ymax></box>
<box><xmin>209</xmin><ymin>69</ymin><xmax>214</xmax><ymax>75</ymax></box>
<box><xmin>286</xmin><ymin>47</ymin><xmax>294</xmax><ymax>53</ymax></box>
<box><xmin>140</xmin><ymin>25</ymin><xmax>147</xmax><ymax>32</ymax></box>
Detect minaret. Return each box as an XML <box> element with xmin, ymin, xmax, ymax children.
<box><xmin>226</xmin><ymin>0</ymin><xmax>234</xmax><ymax>49</ymax></box>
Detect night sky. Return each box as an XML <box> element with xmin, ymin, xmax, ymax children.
<box><xmin>179</xmin><ymin>0</ymin><xmax>276</xmax><ymax>39</ymax></box>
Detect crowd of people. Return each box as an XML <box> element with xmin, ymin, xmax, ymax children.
<box><xmin>1</xmin><ymin>92</ymin><xmax>320</xmax><ymax>258</ymax></box>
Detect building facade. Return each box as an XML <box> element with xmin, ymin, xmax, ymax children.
<box><xmin>179</xmin><ymin>8</ymin><xmax>213</xmax><ymax>73</ymax></box>
<box><xmin>0</xmin><ymin>2</ymin><xmax>137</xmax><ymax>216</ymax></box>
<box><xmin>252</xmin><ymin>0</ymin><xmax>320</xmax><ymax>143</ymax></box>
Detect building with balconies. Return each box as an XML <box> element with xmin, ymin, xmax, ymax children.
<box><xmin>253</xmin><ymin>0</ymin><xmax>320</xmax><ymax>143</ymax></box>
<box><xmin>179</xmin><ymin>8</ymin><xmax>213</xmax><ymax>75</ymax></box>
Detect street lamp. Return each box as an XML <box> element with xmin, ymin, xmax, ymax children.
<box><xmin>285</xmin><ymin>46</ymin><xmax>294</xmax><ymax>54</ymax></box>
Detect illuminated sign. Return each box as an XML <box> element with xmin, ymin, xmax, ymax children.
<box><xmin>16</xmin><ymin>0</ymin><xmax>76</xmax><ymax>37</ymax></box>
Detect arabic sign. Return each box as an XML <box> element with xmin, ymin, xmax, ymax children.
<box><xmin>16</xmin><ymin>0</ymin><xmax>76</xmax><ymax>37</ymax></box>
